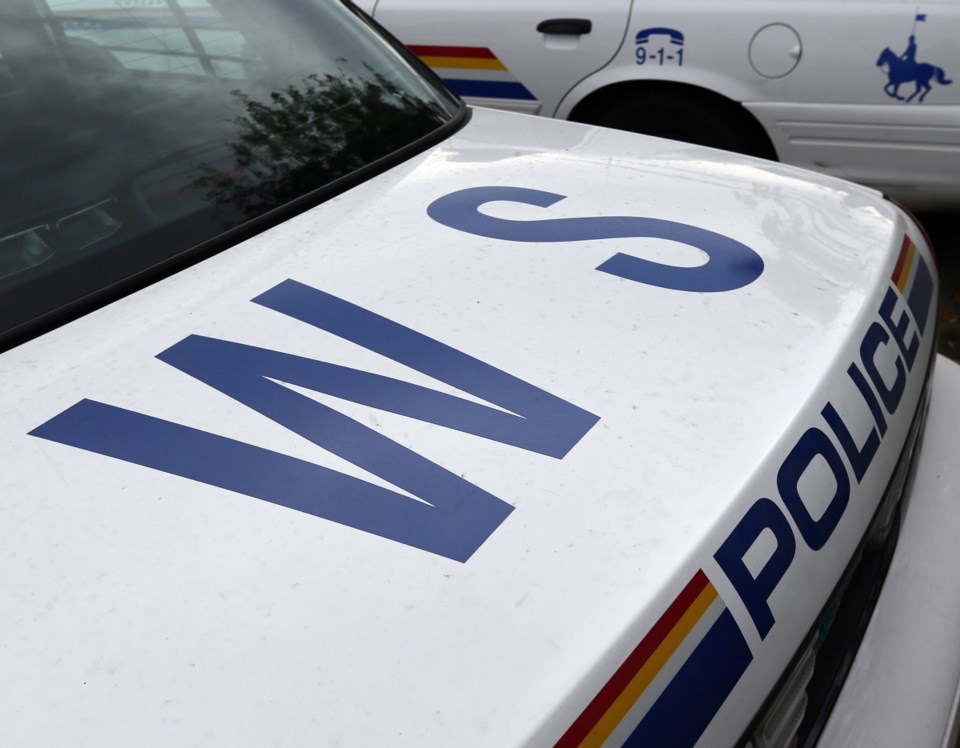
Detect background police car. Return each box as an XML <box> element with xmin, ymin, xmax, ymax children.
<box><xmin>357</xmin><ymin>0</ymin><xmax>960</xmax><ymax>209</ymax></box>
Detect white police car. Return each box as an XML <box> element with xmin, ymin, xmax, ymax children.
<box><xmin>2</xmin><ymin>1</ymin><xmax>960</xmax><ymax>747</ymax></box>
<box><xmin>357</xmin><ymin>0</ymin><xmax>960</xmax><ymax>209</ymax></box>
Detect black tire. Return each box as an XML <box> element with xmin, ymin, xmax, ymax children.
<box><xmin>587</xmin><ymin>88</ymin><xmax>776</xmax><ymax>160</ymax></box>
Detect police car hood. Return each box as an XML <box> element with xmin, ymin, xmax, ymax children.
<box><xmin>0</xmin><ymin>109</ymin><xmax>927</xmax><ymax>746</ymax></box>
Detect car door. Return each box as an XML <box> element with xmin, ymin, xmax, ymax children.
<box><xmin>371</xmin><ymin>0</ymin><xmax>634</xmax><ymax>116</ymax></box>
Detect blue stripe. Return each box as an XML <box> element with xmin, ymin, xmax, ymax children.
<box><xmin>907</xmin><ymin>254</ymin><xmax>933</xmax><ymax>336</ymax></box>
<box><xmin>626</xmin><ymin>609</ymin><xmax>753</xmax><ymax>747</ymax></box>
<box><xmin>444</xmin><ymin>79</ymin><xmax>536</xmax><ymax>101</ymax></box>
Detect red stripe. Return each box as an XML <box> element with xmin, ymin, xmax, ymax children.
<box><xmin>555</xmin><ymin>570</ymin><xmax>711</xmax><ymax>747</ymax></box>
<box><xmin>407</xmin><ymin>45</ymin><xmax>496</xmax><ymax>59</ymax></box>
<box><xmin>891</xmin><ymin>235</ymin><xmax>911</xmax><ymax>284</ymax></box>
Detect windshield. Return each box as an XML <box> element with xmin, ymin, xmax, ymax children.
<box><xmin>0</xmin><ymin>0</ymin><xmax>459</xmax><ymax>345</ymax></box>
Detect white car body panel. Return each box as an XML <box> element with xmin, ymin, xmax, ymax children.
<box><xmin>0</xmin><ymin>107</ymin><xmax>952</xmax><ymax>746</ymax></box>
<box><xmin>820</xmin><ymin>357</ymin><xmax>960</xmax><ymax>747</ymax></box>
<box><xmin>370</xmin><ymin>0</ymin><xmax>960</xmax><ymax>207</ymax></box>
<box><xmin>744</xmin><ymin>101</ymin><xmax>960</xmax><ymax>204</ymax></box>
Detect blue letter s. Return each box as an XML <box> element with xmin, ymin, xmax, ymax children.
<box><xmin>428</xmin><ymin>187</ymin><xmax>763</xmax><ymax>293</ymax></box>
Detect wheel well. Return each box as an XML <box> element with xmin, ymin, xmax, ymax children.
<box><xmin>568</xmin><ymin>80</ymin><xmax>778</xmax><ymax>161</ymax></box>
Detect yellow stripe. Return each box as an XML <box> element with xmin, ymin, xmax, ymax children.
<box><xmin>580</xmin><ymin>583</ymin><xmax>719</xmax><ymax>748</ymax></box>
<box><xmin>418</xmin><ymin>55</ymin><xmax>507</xmax><ymax>71</ymax></box>
<box><xmin>897</xmin><ymin>240</ymin><xmax>917</xmax><ymax>293</ymax></box>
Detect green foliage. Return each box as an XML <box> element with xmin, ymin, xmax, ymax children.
<box><xmin>199</xmin><ymin>71</ymin><xmax>446</xmax><ymax>214</ymax></box>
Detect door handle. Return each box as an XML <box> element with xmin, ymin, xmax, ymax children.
<box><xmin>537</xmin><ymin>18</ymin><xmax>592</xmax><ymax>35</ymax></box>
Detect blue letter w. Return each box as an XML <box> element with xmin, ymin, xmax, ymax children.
<box><xmin>31</xmin><ymin>280</ymin><xmax>598</xmax><ymax>562</ymax></box>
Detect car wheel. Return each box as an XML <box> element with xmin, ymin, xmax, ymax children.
<box><xmin>588</xmin><ymin>89</ymin><xmax>776</xmax><ymax>160</ymax></box>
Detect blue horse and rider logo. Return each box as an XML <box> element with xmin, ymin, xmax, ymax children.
<box><xmin>877</xmin><ymin>12</ymin><xmax>953</xmax><ymax>103</ymax></box>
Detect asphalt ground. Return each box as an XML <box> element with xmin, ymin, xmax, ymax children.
<box><xmin>918</xmin><ymin>212</ymin><xmax>960</xmax><ymax>364</ymax></box>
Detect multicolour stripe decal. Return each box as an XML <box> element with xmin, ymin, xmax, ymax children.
<box><xmin>556</xmin><ymin>571</ymin><xmax>753</xmax><ymax>747</ymax></box>
<box><xmin>891</xmin><ymin>235</ymin><xmax>934</xmax><ymax>335</ymax></box>
<box><xmin>407</xmin><ymin>45</ymin><xmax>536</xmax><ymax>102</ymax></box>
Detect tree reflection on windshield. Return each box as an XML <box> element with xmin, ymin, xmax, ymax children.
<box><xmin>1</xmin><ymin>0</ymin><xmax>459</xmax><ymax>346</ymax></box>
<box><xmin>198</xmin><ymin>70</ymin><xmax>448</xmax><ymax>215</ymax></box>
